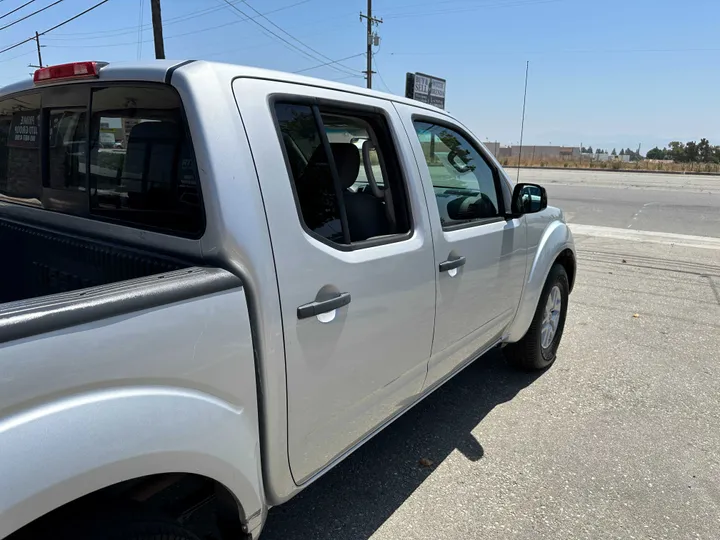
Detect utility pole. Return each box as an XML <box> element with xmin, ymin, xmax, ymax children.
<box><xmin>360</xmin><ymin>0</ymin><xmax>382</xmax><ymax>89</ymax></box>
<box><xmin>35</xmin><ymin>32</ymin><xmax>43</xmax><ymax>68</ymax></box>
<box><xmin>150</xmin><ymin>0</ymin><xmax>165</xmax><ymax>60</ymax></box>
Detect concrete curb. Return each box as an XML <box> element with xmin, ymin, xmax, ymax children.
<box><xmin>570</xmin><ymin>224</ymin><xmax>720</xmax><ymax>250</ymax></box>
<box><xmin>506</xmin><ymin>166</ymin><xmax>720</xmax><ymax>177</ymax></box>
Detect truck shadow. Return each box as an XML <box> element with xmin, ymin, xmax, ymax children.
<box><xmin>261</xmin><ymin>350</ymin><xmax>544</xmax><ymax>540</ymax></box>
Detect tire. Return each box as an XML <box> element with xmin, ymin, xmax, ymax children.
<box><xmin>26</xmin><ymin>511</ymin><xmax>203</xmax><ymax>540</ymax></box>
<box><xmin>506</xmin><ymin>264</ymin><xmax>569</xmax><ymax>371</ymax></box>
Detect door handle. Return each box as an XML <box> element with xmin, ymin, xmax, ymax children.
<box><xmin>297</xmin><ymin>292</ymin><xmax>352</xmax><ymax>320</ymax></box>
<box><xmin>439</xmin><ymin>256</ymin><xmax>466</xmax><ymax>273</ymax></box>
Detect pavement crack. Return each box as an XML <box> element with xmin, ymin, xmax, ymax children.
<box><xmin>706</xmin><ymin>275</ymin><xmax>720</xmax><ymax>306</ymax></box>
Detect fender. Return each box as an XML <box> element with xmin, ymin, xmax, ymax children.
<box><xmin>0</xmin><ymin>387</ymin><xmax>265</xmax><ymax>539</ymax></box>
<box><xmin>506</xmin><ymin>215</ymin><xmax>575</xmax><ymax>343</ymax></box>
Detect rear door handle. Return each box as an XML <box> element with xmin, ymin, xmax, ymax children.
<box><xmin>439</xmin><ymin>256</ymin><xmax>466</xmax><ymax>273</ymax></box>
<box><xmin>297</xmin><ymin>292</ymin><xmax>352</xmax><ymax>320</ymax></box>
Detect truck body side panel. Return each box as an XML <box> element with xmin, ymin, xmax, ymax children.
<box><xmin>0</xmin><ymin>287</ymin><xmax>264</xmax><ymax>538</ymax></box>
<box><xmin>169</xmin><ymin>62</ymin><xmax>295</xmax><ymax>505</ymax></box>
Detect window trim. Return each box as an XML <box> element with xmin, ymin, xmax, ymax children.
<box><xmin>87</xmin><ymin>83</ymin><xmax>206</xmax><ymax>239</ymax></box>
<box><xmin>269</xmin><ymin>93</ymin><xmax>414</xmax><ymax>252</ymax></box>
<box><xmin>0</xmin><ymin>82</ymin><xmax>206</xmax><ymax>239</ymax></box>
<box><xmin>411</xmin><ymin>114</ymin><xmax>507</xmax><ymax>232</ymax></box>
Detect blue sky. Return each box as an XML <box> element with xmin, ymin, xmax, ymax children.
<box><xmin>0</xmin><ymin>0</ymin><xmax>718</xmax><ymax>152</ymax></box>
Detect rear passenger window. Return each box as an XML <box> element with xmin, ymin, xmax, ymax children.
<box><xmin>48</xmin><ymin>108</ymin><xmax>87</xmax><ymax>192</ymax></box>
<box><xmin>0</xmin><ymin>85</ymin><xmax>202</xmax><ymax>237</ymax></box>
<box><xmin>274</xmin><ymin>102</ymin><xmax>410</xmax><ymax>247</ymax></box>
<box><xmin>89</xmin><ymin>86</ymin><xmax>202</xmax><ymax>235</ymax></box>
<box><xmin>0</xmin><ymin>93</ymin><xmax>42</xmax><ymax>205</ymax></box>
<box><xmin>414</xmin><ymin>121</ymin><xmax>502</xmax><ymax>229</ymax></box>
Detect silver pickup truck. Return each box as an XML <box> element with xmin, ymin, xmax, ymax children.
<box><xmin>0</xmin><ymin>60</ymin><xmax>575</xmax><ymax>540</ymax></box>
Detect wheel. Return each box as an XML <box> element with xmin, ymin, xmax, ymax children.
<box><xmin>506</xmin><ymin>264</ymin><xmax>569</xmax><ymax>371</ymax></box>
<box><xmin>21</xmin><ymin>511</ymin><xmax>203</xmax><ymax>540</ymax></box>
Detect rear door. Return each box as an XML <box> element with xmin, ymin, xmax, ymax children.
<box><xmin>395</xmin><ymin>104</ymin><xmax>527</xmax><ymax>388</ymax></box>
<box><xmin>234</xmin><ymin>79</ymin><xmax>436</xmax><ymax>483</ymax></box>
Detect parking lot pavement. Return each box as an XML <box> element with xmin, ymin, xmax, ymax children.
<box><xmin>262</xmin><ymin>229</ymin><xmax>720</xmax><ymax>540</ymax></box>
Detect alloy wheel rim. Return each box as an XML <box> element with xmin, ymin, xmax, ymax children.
<box><xmin>541</xmin><ymin>285</ymin><xmax>562</xmax><ymax>349</ymax></box>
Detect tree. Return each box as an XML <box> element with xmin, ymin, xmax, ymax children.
<box><xmin>646</xmin><ymin>147</ymin><xmax>665</xmax><ymax>160</ymax></box>
<box><xmin>698</xmin><ymin>138</ymin><xmax>712</xmax><ymax>162</ymax></box>
<box><xmin>684</xmin><ymin>141</ymin><xmax>699</xmax><ymax>162</ymax></box>
<box><xmin>667</xmin><ymin>141</ymin><xmax>685</xmax><ymax>162</ymax></box>
<box><xmin>587</xmin><ymin>146</ymin><xmax>593</xmax><ymax>154</ymax></box>
<box><xmin>611</xmin><ymin>148</ymin><xmax>617</xmax><ymax>156</ymax></box>
<box><xmin>619</xmin><ymin>149</ymin><xmax>625</xmax><ymax>155</ymax></box>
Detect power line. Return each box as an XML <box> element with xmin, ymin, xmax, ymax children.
<box><xmin>46</xmin><ymin>0</ymin><xmax>259</xmax><ymax>39</ymax></box>
<box><xmin>44</xmin><ymin>0</ymin><xmax>311</xmax><ymax>41</ymax></box>
<box><xmin>371</xmin><ymin>52</ymin><xmax>391</xmax><ymax>93</ymax></box>
<box><xmin>194</xmin><ymin>24</ymin><xmax>351</xmax><ymax>60</ymax></box>
<box><xmin>327</xmin><ymin>73</ymin><xmax>363</xmax><ymax>82</ymax></box>
<box><xmin>219</xmin><ymin>0</ymin><xmax>358</xmax><ymax>77</ymax></box>
<box><xmin>0</xmin><ymin>0</ymin><xmax>111</xmax><ymax>55</ymax></box>
<box><xmin>238</xmin><ymin>0</ymin><xmax>358</xmax><ymax>75</ymax></box>
<box><xmin>48</xmin><ymin>13</ymin><xmax>319</xmax><ymax>49</ymax></box>
<box><xmin>0</xmin><ymin>0</ymin><xmax>64</xmax><ymax>32</ymax></box>
<box><xmin>0</xmin><ymin>48</ymin><xmax>34</xmax><ymax>63</ymax></box>
<box><xmin>0</xmin><ymin>0</ymin><xmax>38</xmax><ymax>22</ymax></box>
<box><xmin>293</xmin><ymin>52</ymin><xmax>364</xmax><ymax>74</ymax></box>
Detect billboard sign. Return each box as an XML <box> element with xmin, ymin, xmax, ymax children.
<box><xmin>405</xmin><ymin>72</ymin><xmax>446</xmax><ymax>109</ymax></box>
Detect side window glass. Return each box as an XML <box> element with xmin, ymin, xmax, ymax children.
<box><xmin>48</xmin><ymin>108</ymin><xmax>87</xmax><ymax>191</ymax></box>
<box><xmin>275</xmin><ymin>102</ymin><xmax>411</xmax><ymax>247</ymax></box>
<box><xmin>0</xmin><ymin>93</ymin><xmax>42</xmax><ymax>205</ymax></box>
<box><xmin>89</xmin><ymin>86</ymin><xmax>203</xmax><ymax>235</ymax></box>
<box><xmin>274</xmin><ymin>103</ymin><xmax>344</xmax><ymax>243</ymax></box>
<box><xmin>414</xmin><ymin>121</ymin><xmax>500</xmax><ymax>228</ymax></box>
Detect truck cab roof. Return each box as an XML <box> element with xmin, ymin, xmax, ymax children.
<box><xmin>0</xmin><ymin>59</ymin><xmax>453</xmax><ymax>118</ymax></box>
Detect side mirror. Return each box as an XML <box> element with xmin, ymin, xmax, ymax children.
<box><xmin>511</xmin><ymin>183</ymin><xmax>547</xmax><ymax>215</ymax></box>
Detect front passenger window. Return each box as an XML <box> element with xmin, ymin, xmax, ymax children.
<box><xmin>414</xmin><ymin>121</ymin><xmax>501</xmax><ymax>228</ymax></box>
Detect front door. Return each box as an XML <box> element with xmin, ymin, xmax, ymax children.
<box><xmin>397</xmin><ymin>106</ymin><xmax>527</xmax><ymax>387</ymax></box>
<box><xmin>237</xmin><ymin>81</ymin><xmax>436</xmax><ymax>483</ymax></box>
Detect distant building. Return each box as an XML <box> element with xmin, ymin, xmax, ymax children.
<box><xmin>483</xmin><ymin>143</ymin><xmax>580</xmax><ymax>160</ymax></box>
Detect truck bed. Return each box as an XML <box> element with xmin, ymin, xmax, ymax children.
<box><xmin>0</xmin><ymin>218</ymin><xmax>188</xmax><ymax>305</ymax></box>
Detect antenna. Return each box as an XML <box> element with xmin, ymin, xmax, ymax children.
<box><xmin>516</xmin><ymin>61</ymin><xmax>529</xmax><ymax>182</ymax></box>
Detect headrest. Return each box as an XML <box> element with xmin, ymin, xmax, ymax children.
<box><xmin>128</xmin><ymin>121</ymin><xmax>180</xmax><ymax>141</ymax></box>
<box><xmin>305</xmin><ymin>142</ymin><xmax>360</xmax><ymax>189</ymax></box>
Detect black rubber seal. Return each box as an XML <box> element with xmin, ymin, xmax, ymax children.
<box><xmin>165</xmin><ymin>60</ymin><xmax>196</xmax><ymax>84</ymax></box>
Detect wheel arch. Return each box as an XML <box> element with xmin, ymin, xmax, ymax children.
<box><xmin>505</xmin><ymin>220</ymin><xmax>575</xmax><ymax>343</ymax></box>
<box><xmin>0</xmin><ymin>387</ymin><xmax>265</xmax><ymax>539</ymax></box>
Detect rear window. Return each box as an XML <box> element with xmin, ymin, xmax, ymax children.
<box><xmin>0</xmin><ymin>84</ymin><xmax>203</xmax><ymax>236</ymax></box>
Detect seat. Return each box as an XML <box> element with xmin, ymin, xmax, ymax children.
<box><xmin>298</xmin><ymin>142</ymin><xmax>389</xmax><ymax>242</ymax></box>
<box><xmin>121</xmin><ymin>121</ymin><xmax>181</xmax><ymax>210</ymax></box>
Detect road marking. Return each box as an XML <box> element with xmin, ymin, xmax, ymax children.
<box><xmin>627</xmin><ymin>202</ymin><xmax>657</xmax><ymax>229</ymax></box>
<box><xmin>570</xmin><ymin>223</ymin><xmax>720</xmax><ymax>250</ymax></box>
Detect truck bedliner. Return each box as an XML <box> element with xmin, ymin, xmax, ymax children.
<box><xmin>0</xmin><ymin>218</ymin><xmax>190</xmax><ymax>305</ymax></box>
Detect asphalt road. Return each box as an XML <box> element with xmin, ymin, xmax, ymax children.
<box><xmin>510</xmin><ymin>168</ymin><xmax>720</xmax><ymax>238</ymax></box>
<box><xmin>261</xmin><ymin>170</ymin><xmax>720</xmax><ymax>540</ymax></box>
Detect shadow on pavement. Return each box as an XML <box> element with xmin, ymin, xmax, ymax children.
<box><xmin>261</xmin><ymin>349</ymin><xmax>545</xmax><ymax>540</ymax></box>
